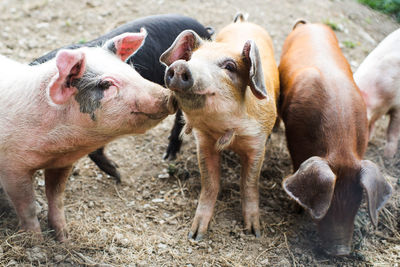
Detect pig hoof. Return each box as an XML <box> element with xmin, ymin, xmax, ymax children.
<box><xmin>88</xmin><ymin>150</ymin><xmax>122</xmax><ymax>183</ymax></box>
<box><xmin>244</xmin><ymin>228</ymin><xmax>261</xmax><ymax>238</ymax></box>
<box><xmin>163</xmin><ymin>151</ymin><xmax>177</xmax><ymax>161</ymax></box>
<box><xmin>54</xmin><ymin>230</ymin><xmax>69</xmax><ymax>242</ymax></box>
<box><xmin>188</xmin><ymin>231</ymin><xmax>204</xmax><ymax>241</ymax></box>
<box><xmin>254</xmin><ymin>229</ymin><xmax>261</xmax><ymax>238</ymax></box>
<box><xmin>323</xmin><ymin>244</ymin><xmax>351</xmax><ymax>256</ymax></box>
<box><xmin>383</xmin><ymin>146</ymin><xmax>396</xmax><ymax>159</ymax></box>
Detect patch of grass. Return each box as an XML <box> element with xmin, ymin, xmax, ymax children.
<box><xmin>358</xmin><ymin>0</ymin><xmax>400</xmax><ymax>22</ymax></box>
<box><xmin>78</xmin><ymin>39</ymin><xmax>86</xmax><ymax>44</ymax></box>
<box><xmin>323</xmin><ymin>19</ymin><xmax>341</xmax><ymax>31</ymax></box>
<box><xmin>343</xmin><ymin>40</ymin><xmax>357</xmax><ymax>48</ymax></box>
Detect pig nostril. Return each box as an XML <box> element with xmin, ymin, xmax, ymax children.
<box><xmin>167</xmin><ymin>69</ymin><xmax>175</xmax><ymax>80</ymax></box>
<box><xmin>182</xmin><ymin>72</ymin><xmax>189</xmax><ymax>82</ymax></box>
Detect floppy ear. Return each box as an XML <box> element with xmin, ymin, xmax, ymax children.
<box><xmin>160</xmin><ymin>30</ymin><xmax>203</xmax><ymax>67</ymax></box>
<box><xmin>103</xmin><ymin>28</ymin><xmax>147</xmax><ymax>61</ymax></box>
<box><xmin>242</xmin><ymin>40</ymin><xmax>269</xmax><ymax>100</ymax></box>
<box><xmin>359</xmin><ymin>160</ymin><xmax>393</xmax><ymax>226</ymax></box>
<box><xmin>47</xmin><ymin>49</ymin><xmax>86</xmax><ymax>105</ymax></box>
<box><xmin>283</xmin><ymin>156</ymin><xmax>336</xmax><ymax>220</ymax></box>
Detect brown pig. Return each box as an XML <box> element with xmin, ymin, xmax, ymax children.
<box><xmin>278</xmin><ymin>20</ymin><xmax>392</xmax><ymax>255</ymax></box>
<box><xmin>160</xmin><ymin>13</ymin><xmax>279</xmax><ymax>240</ymax></box>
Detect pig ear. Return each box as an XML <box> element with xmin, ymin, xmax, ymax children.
<box><xmin>292</xmin><ymin>19</ymin><xmax>307</xmax><ymax>30</ymax></box>
<box><xmin>47</xmin><ymin>49</ymin><xmax>86</xmax><ymax>105</ymax></box>
<box><xmin>242</xmin><ymin>40</ymin><xmax>269</xmax><ymax>100</ymax></box>
<box><xmin>283</xmin><ymin>156</ymin><xmax>337</xmax><ymax>220</ymax></box>
<box><xmin>160</xmin><ymin>30</ymin><xmax>203</xmax><ymax>66</ymax></box>
<box><xmin>359</xmin><ymin>160</ymin><xmax>393</xmax><ymax>227</ymax></box>
<box><xmin>103</xmin><ymin>28</ymin><xmax>147</xmax><ymax>62</ymax></box>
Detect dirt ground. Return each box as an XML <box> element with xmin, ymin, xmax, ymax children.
<box><xmin>0</xmin><ymin>0</ymin><xmax>399</xmax><ymax>266</ymax></box>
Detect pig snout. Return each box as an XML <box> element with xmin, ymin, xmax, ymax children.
<box><xmin>317</xmin><ymin>210</ymin><xmax>356</xmax><ymax>256</ymax></box>
<box><xmin>319</xmin><ymin>229</ymin><xmax>353</xmax><ymax>256</ymax></box>
<box><xmin>165</xmin><ymin>60</ymin><xmax>194</xmax><ymax>92</ymax></box>
<box><xmin>132</xmin><ymin>87</ymin><xmax>176</xmax><ymax>120</ymax></box>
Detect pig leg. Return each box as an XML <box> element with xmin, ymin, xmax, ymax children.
<box><xmin>384</xmin><ymin>108</ymin><xmax>400</xmax><ymax>158</ymax></box>
<box><xmin>237</xmin><ymin>143</ymin><xmax>265</xmax><ymax>238</ymax></box>
<box><xmin>0</xmin><ymin>170</ymin><xmax>40</xmax><ymax>234</ymax></box>
<box><xmin>45</xmin><ymin>166</ymin><xmax>72</xmax><ymax>241</ymax></box>
<box><xmin>88</xmin><ymin>147</ymin><xmax>121</xmax><ymax>183</ymax></box>
<box><xmin>163</xmin><ymin>109</ymin><xmax>185</xmax><ymax>160</ymax></box>
<box><xmin>189</xmin><ymin>134</ymin><xmax>220</xmax><ymax>241</ymax></box>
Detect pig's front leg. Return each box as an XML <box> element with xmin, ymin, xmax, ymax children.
<box><xmin>0</xmin><ymin>169</ymin><xmax>41</xmax><ymax>235</ymax></box>
<box><xmin>237</xmin><ymin>138</ymin><xmax>266</xmax><ymax>238</ymax></box>
<box><xmin>45</xmin><ymin>166</ymin><xmax>72</xmax><ymax>241</ymax></box>
<box><xmin>384</xmin><ymin>109</ymin><xmax>400</xmax><ymax>158</ymax></box>
<box><xmin>163</xmin><ymin>109</ymin><xmax>185</xmax><ymax>160</ymax></box>
<box><xmin>189</xmin><ymin>133</ymin><xmax>221</xmax><ymax>241</ymax></box>
<box><xmin>88</xmin><ymin>147</ymin><xmax>121</xmax><ymax>183</ymax></box>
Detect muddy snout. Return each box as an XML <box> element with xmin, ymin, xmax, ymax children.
<box><xmin>318</xmin><ymin>218</ymin><xmax>354</xmax><ymax>256</ymax></box>
<box><xmin>165</xmin><ymin>60</ymin><xmax>194</xmax><ymax>92</ymax></box>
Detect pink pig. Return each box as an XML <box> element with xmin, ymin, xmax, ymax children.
<box><xmin>354</xmin><ymin>28</ymin><xmax>400</xmax><ymax>158</ymax></box>
<box><xmin>0</xmin><ymin>30</ymin><xmax>175</xmax><ymax>241</ymax></box>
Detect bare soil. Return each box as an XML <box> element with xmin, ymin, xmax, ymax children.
<box><xmin>0</xmin><ymin>0</ymin><xmax>399</xmax><ymax>266</ymax></box>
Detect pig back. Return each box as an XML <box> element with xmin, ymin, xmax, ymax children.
<box><xmin>31</xmin><ymin>14</ymin><xmax>212</xmax><ymax>86</ymax></box>
<box><xmin>279</xmin><ymin>23</ymin><xmax>368</xmax><ymax>169</ymax></box>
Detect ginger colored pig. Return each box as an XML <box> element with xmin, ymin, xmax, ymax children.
<box><xmin>160</xmin><ymin>13</ymin><xmax>279</xmax><ymax>240</ymax></box>
<box><xmin>279</xmin><ymin>20</ymin><xmax>392</xmax><ymax>256</ymax></box>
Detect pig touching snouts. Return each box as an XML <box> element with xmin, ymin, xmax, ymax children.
<box><xmin>279</xmin><ymin>21</ymin><xmax>392</xmax><ymax>256</ymax></box>
<box><xmin>0</xmin><ymin>30</ymin><xmax>175</xmax><ymax>241</ymax></box>
<box><xmin>354</xmin><ymin>28</ymin><xmax>400</xmax><ymax>158</ymax></box>
<box><xmin>160</xmin><ymin>13</ymin><xmax>279</xmax><ymax>241</ymax></box>
<box><xmin>31</xmin><ymin>15</ymin><xmax>214</xmax><ymax>181</ymax></box>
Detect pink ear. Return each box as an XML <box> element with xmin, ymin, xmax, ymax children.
<box><xmin>48</xmin><ymin>49</ymin><xmax>86</xmax><ymax>105</ymax></box>
<box><xmin>107</xmin><ymin>28</ymin><xmax>147</xmax><ymax>61</ymax></box>
<box><xmin>160</xmin><ymin>30</ymin><xmax>203</xmax><ymax>66</ymax></box>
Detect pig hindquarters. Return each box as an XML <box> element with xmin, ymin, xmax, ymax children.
<box><xmin>160</xmin><ymin>13</ymin><xmax>279</xmax><ymax>240</ymax></box>
<box><xmin>354</xmin><ymin>28</ymin><xmax>400</xmax><ymax>158</ymax></box>
<box><xmin>31</xmin><ymin>14</ymin><xmax>213</xmax><ymax>182</ymax></box>
<box><xmin>279</xmin><ymin>21</ymin><xmax>392</xmax><ymax>256</ymax></box>
<box><xmin>0</xmin><ymin>31</ymin><xmax>174</xmax><ymax>241</ymax></box>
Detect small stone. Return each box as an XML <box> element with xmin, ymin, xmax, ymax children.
<box><xmin>37</xmin><ymin>179</ymin><xmax>45</xmax><ymax>186</ymax></box>
<box><xmin>36</xmin><ymin>22</ymin><xmax>49</xmax><ymax>29</ymax></box>
<box><xmin>27</xmin><ymin>246</ymin><xmax>46</xmax><ymax>262</ymax></box>
<box><xmin>158</xmin><ymin>243</ymin><xmax>167</xmax><ymax>249</ymax></box>
<box><xmin>158</xmin><ymin>173</ymin><xmax>169</xmax><ymax>179</ymax></box>
<box><xmin>152</xmin><ymin>198</ymin><xmax>165</xmax><ymax>203</ymax></box>
<box><xmin>207</xmin><ymin>247</ymin><xmax>212</xmax><ymax>253</ymax></box>
<box><xmin>187</xmin><ymin>247</ymin><xmax>193</xmax><ymax>254</ymax></box>
<box><xmin>127</xmin><ymin>201</ymin><xmax>136</xmax><ymax>207</ymax></box>
<box><xmin>120</xmin><ymin>238</ymin><xmax>129</xmax><ymax>246</ymax></box>
<box><xmin>35</xmin><ymin>201</ymin><xmax>42</xmax><ymax>214</ymax></box>
<box><xmin>54</xmin><ymin>255</ymin><xmax>64</xmax><ymax>262</ymax></box>
<box><xmin>7</xmin><ymin>260</ymin><xmax>17</xmax><ymax>266</ymax></box>
<box><xmin>88</xmin><ymin>201</ymin><xmax>94</xmax><ymax>208</ymax></box>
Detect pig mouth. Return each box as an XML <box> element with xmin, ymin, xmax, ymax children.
<box><xmin>175</xmin><ymin>87</ymin><xmax>215</xmax><ymax>96</ymax></box>
<box><xmin>130</xmin><ymin>111</ymin><xmax>168</xmax><ymax>120</ymax></box>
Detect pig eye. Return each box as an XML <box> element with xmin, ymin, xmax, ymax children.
<box><xmin>221</xmin><ymin>60</ymin><xmax>237</xmax><ymax>72</ymax></box>
<box><xmin>97</xmin><ymin>80</ymin><xmax>112</xmax><ymax>90</ymax></box>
